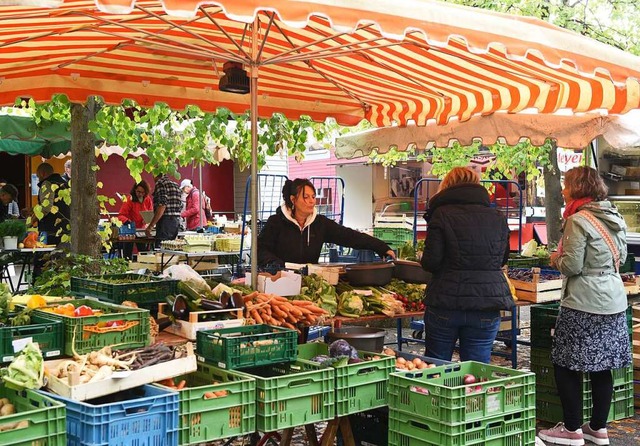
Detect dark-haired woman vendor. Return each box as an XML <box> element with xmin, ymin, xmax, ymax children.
<box><xmin>258</xmin><ymin>178</ymin><xmax>395</xmax><ymax>267</ymax></box>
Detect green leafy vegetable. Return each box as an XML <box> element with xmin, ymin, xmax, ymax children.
<box><xmin>0</xmin><ymin>342</ymin><xmax>44</xmax><ymax>390</ymax></box>
<box><xmin>337</xmin><ymin>291</ymin><xmax>364</xmax><ymax>318</ymax></box>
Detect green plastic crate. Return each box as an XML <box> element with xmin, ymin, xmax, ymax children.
<box><xmin>530</xmin><ymin>303</ymin><xmax>560</xmax><ymax>349</ymax></box>
<box><xmin>388</xmin><ymin>361</ymin><xmax>535</xmax><ymax>425</ymax></box>
<box><xmin>535</xmin><ymin>388</ymin><xmax>589</xmax><ymax>424</ymax></box>
<box><xmin>388</xmin><ymin>407</ymin><xmax>536</xmax><ymax>446</ymax></box>
<box><xmin>298</xmin><ymin>342</ymin><xmax>395</xmax><ymax>416</ymax></box>
<box><xmin>70</xmin><ymin>273</ymin><xmax>178</xmax><ymax>307</ymax></box>
<box><xmin>236</xmin><ymin>360</ymin><xmax>335</xmax><ymax>431</ymax></box>
<box><xmin>532</xmin><ymin>304</ymin><xmax>633</xmax><ymax>349</ymax></box>
<box><xmin>196</xmin><ymin>324</ymin><xmax>297</xmax><ymax>370</ymax></box>
<box><xmin>531</xmin><ymin>347</ymin><xmax>633</xmax><ymax>389</ymax></box>
<box><xmin>373</xmin><ymin>227</ymin><xmax>413</xmax><ymax>248</ymax></box>
<box><xmin>507</xmin><ymin>254</ymin><xmax>540</xmax><ymax>268</ymax></box>
<box><xmin>155</xmin><ymin>362</ymin><xmax>256</xmax><ymax>445</ymax></box>
<box><xmin>33</xmin><ymin>299</ymin><xmax>150</xmax><ymax>355</ymax></box>
<box><xmin>536</xmin><ymin>383</ymin><xmax>634</xmax><ymax>423</ymax></box>
<box><xmin>1</xmin><ymin>312</ymin><xmax>63</xmax><ymax>363</ymax></box>
<box><xmin>0</xmin><ymin>388</ymin><xmax>66</xmax><ymax>446</ymax></box>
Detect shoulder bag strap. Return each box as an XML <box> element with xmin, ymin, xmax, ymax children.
<box><xmin>577</xmin><ymin>210</ymin><xmax>620</xmax><ymax>273</ymax></box>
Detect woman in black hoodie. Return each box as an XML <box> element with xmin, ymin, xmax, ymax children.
<box><xmin>258</xmin><ymin>178</ymin><xmax>395</xmax><ymax>268</ymax></box>
<box><xmin>421</xmin><ymin>167</ymin><xmax>512</xmax><ymax>363</ymax></box>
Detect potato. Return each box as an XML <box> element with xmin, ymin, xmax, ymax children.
<box><xmin>0</xmin><ymin>398</ymin><xmax>8</xmax><ymax>408</ymax></box>
<box><xmin>0</xmin><ymin>403</ymin><xmax>15</xmax><ymax>416</ymax></box>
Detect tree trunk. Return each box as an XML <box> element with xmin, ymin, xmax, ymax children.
<box><xmin>544</xmin><ymin>143</ymin><xmax>563</xmax><ymax>248</ymax></box>
<box><xmin>70</xmin><ymin>98</ymin><xmax>101</xmax><ymax>257</ymax></box>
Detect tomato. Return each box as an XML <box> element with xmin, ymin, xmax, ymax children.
<box><xmin>73</xmin><ymin>305</ymin><xmax>94</xmax><ymax>317</ymax></box>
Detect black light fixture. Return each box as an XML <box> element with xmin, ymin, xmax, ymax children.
<box><xmin>218</xmin><ymin>61</ymin><xmax>250</xmax><ymax>94</ymax></box>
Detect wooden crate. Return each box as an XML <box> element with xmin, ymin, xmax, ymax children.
<box><xmin>511</xmin><ymin>268</ymin><xmax>563</xmax><ymax>303</ymax></box>
<box><xmin>624</xmin><ymin>278</ymin><xmax>640</xmax><ymax>295</ymax></box>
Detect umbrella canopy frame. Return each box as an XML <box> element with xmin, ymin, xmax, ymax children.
<box><xmin>2</xmin><ymin>0</ymin><xmax>640</xmax><ymax>284</ymax></box>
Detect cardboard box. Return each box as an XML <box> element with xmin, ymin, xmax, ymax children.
<box><xmin>245</xmin><ymin>271</ymin><xmax>302</xmax><ymax>296</ymax></box>
<box><xmin>611</xmin><ymin>164</ymin><xmax>628</xmax><ymax>176</ymax></box>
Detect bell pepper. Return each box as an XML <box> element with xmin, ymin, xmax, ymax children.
<box><xmin>73</xmin><ymin>305</ymin><xmax>94</xmax><ymax>317</ymax></box>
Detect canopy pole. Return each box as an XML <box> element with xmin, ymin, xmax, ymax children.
<box><xmin>199</xmin><ymin>164</ymin><xmax>204</xmax><ymax>227</ymax></box>
<box><xmin>250</xmin><ymin>20</ymin><xmax>259</xmax><ymax>289</ymax></box>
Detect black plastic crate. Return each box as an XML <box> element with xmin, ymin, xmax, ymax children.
<box><xmin>338</xmin><ymin>407</ymin><xmax>388</xmax><ymax>446</ymax></box>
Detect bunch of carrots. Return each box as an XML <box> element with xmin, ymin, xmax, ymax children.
<box><xmin>242</xmin><ymin>292</ymin><xmax>328</xmax><ymax>330</ymax></box>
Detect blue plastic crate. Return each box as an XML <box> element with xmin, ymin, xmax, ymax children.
<box><xmin>44</xmin><ymin>385</ymin><xmax>179</xmax><ymax>446</ymax></box>
<box><xmin>119</xmin><ymin>222</ymin><xmax>136</xmax><ymax>235</ymax></box>
<box><xmin>307</xmin><ymin>325</ymin><xmax>330</xmax><ymax>341</ymax></box>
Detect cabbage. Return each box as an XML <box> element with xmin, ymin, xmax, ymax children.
<box><xmin>337</xmin><ymin>292</ymin><xmax>364</xmax><ymax>318</ymax></box>
<box><xmin>329</xmin><ymin>339</ymin><xmax>358</xmax><ymax>359</ymax></box>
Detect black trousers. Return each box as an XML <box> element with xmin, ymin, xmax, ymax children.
<box><xmin>554</xmin><ymin>365</ymin><xmax>613</xmax><ymax>431</ymax></box>
<box><xmin>154</xmin><ymin>215</ymin><xmax>180</xmax><ymax>248</ymax></box>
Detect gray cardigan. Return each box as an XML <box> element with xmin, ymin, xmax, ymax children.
<box><xmin>555</xmin><ymin>201</ymin><xmax>628</xmax><ymax>315</ymax></box>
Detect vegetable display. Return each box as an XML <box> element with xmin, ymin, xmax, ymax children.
<box><xmin>507</xmin><ymin>268</ymin><xmax>561</xmax><ymax>282</ymax></box>
<box><xmin>242</xmin><ymin>292</ymin><xmax>328</xmax><ymax>330</ymax></box>
<box><xmin>47</xmin><ymin>343</ymin><xmax>190</xmax><ymax>385</ymax></box>
<box><xmin>381</xmin><ymin>348</ymin><xmax>437</xmax><ymax>371</ymax></box>
<box><xmin>295</xmin><ymin>274</ymin><xmax>338</xmax><ymax>316</ymax></box>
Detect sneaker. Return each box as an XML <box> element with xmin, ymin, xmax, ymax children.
<box><xmin>581</xmin><ymin>423</ymin><xmax>609</xmax><ymax>445</ymax></box>
<box><xmin>538</xmin><ymin>423</ymin><xmax>585</xmax><ymax>446</ymax></box>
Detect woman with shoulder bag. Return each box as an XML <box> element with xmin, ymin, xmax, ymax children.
<box><xmin>539</xmin><ymin>166</ymin><xmax>631</xmax><ymax>446</ymax></box>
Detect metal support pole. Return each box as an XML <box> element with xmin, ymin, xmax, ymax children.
<box><xmin>250</xmin><ymin>21</ymin><xmax>259</xmax><ymax>289</ymax></box>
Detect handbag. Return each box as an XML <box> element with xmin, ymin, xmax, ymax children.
<box><xmin>577</xmin><ymin>210</ymin><xmax>620</xmax><ymax>273</ymax></box>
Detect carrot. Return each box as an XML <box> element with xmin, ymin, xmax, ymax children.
<box><xmin>289</xmin><ymin>306</ymin><xmax>303</xmax><ymax>317</ymax></box>
<box><xmin>270</xmin><ymin>295</ymin><xmax>289</xmax><ymax>303</ymax></box>
<box><xmin>309</xmin><ymin>306</ymin><xmax>328</xmax><ymax>314</ymax></box>
<box><xmin>176</xmin><ymin>380</ymin><xmax>187</xmax><ymax>390</ymax></box>
<box><xmin>251</xmin><ymin>309</ymin><xmax>264</xmax><ymax>324</ymax></box>
<box><xmin>243</xmin><ymin>291</ymin><xmax>259</xmax><ymax>303</ymax></box>
<box><xmin>204</xmin><ymin>392</ymin><xmax>217</xmax><ymax>399</ymax></box>
<box><xmin>282</xmin><ymin>321</ymin><xmax>296</xmax><ymax>329</ymax></box>
<box><xmin>286</xmin><ymin>314</ymin><xmax>298</xmax><ymax>324</ymax></box>
<box><xmin>271</xmin><ymin>306</ymin><xmax>287</xmax><ymax>319</ymax></box>
<box><xmin>291</xmin><ymin>300</ymin><xmax>314</xmax><ymax>306</ymax></box>
<box><xmin>297</xmin><ymin>307</ymin><xmax>313</xmax><ymax>316</ymax></box>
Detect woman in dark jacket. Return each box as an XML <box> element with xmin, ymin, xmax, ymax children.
<box><xmin>258</xmin><ymin>178</ymin><xmax>395</xmax><ymax>267</ymax></box>
<box><xmin>421</xmin><ymin>167</ymin><xmax>512</xmax><ymax>363</ymax></box>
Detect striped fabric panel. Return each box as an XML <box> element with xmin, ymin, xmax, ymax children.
<box><xmin>0</xmin><ymin>0</ymin><xmax>638</xmax><ymax>126</ymax></box>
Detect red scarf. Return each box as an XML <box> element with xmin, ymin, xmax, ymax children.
<box><xmin>563</xmin><ymin>197</ymin><xmax>592</xmax><ymax>220</ymax></box>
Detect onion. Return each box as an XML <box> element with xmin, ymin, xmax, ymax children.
<box><xmin>463</xmin><ymin>373</ymin><xmax>477</xmax><ymax>385</ymax></box>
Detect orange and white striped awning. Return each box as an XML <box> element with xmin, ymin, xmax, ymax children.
<box><xmin>1</xmin><ymin>0</ymin><xmax>639</xmax><ymax>126</ymax></box>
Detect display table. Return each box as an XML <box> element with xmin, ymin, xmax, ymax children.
<box><xmin>157</xmin><ymin>248</ymin><xmax>240</xmax><ymax>271</ymax></box>
<box><xmin>0</xmin><ymin>247</ymin><xmax>55</xmax><ymax>292</ymax></box>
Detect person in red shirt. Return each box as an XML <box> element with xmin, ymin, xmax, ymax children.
<box><xmin>180</xmin><ymin>179</ymin><xmax>206</xmax><ymax>230</ymax></box>
<box><xmin>117</xmin><ymin>180</ymin><xmax>153</xmax><ymax>259</ymax></box>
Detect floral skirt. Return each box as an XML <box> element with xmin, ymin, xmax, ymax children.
<box><xmin>551</xmin><ymin>306</ymin><xmax>631</xmax><ymax>372</ymax></box>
